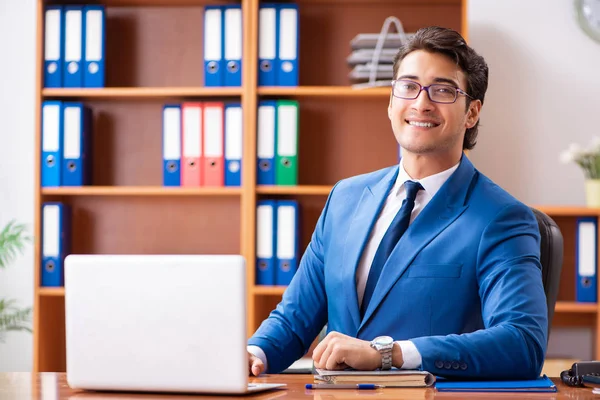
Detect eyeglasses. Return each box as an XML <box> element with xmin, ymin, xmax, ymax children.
<box><xmin>391</xmin><ymin>79</ymin><xmax>473</xmax><ymax>104</ymax></box>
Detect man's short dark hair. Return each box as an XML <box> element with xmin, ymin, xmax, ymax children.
<box><xmin>393</xmin><ymin>26</ymin><xmax>489</xmax><ymax>150</ymax></box>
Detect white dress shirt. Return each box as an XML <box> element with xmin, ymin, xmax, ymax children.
<box><xmin>249</xmin><ymin>160</ymin><xmax>460</xmax><ymax>371</ymax></box>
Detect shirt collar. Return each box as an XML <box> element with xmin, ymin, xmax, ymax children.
<box><xmin>393</xmin><ymin>158</ymin><xmax>460</xmax><ymax>198</ymax></box>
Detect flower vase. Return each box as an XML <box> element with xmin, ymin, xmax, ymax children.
<box><xmin>585</xmin><ymin>179</ymin><xmax>600</xmax><ymax>208</ymax></box>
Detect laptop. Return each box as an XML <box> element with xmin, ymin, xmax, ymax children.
<box><xmin>64</xmin><ymin>254</ymin><xmax>286</xmax><ymax>394</ymax></box>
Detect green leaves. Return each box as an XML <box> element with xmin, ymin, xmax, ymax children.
<box><xmin>0</xmin><ymin>299</ymin><xmax>32</xmax><ymax>342</ymax></box>
<box><xmin>0</xmin><ymin>220</ymin><xmax>32</xmax><ymax>341</ymax></box>
<box><xmin>0</xmin><ymin>220</ymin><xmax>31</xmax><ymax>269</ymax></box>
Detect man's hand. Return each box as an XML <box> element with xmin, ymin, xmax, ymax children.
<box><xmin>312</xmin><ymin>331</ymin><xmax>381</xmax><ymax>371</ymax></box>
<box><xmin>248</xmin><ymin>352</ymin><xmax>265</xmax><ymax>376</ymax></box>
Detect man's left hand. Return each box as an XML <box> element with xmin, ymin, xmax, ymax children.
<box><xmin>312</xmin><ymin>331</ymin><xmax>381</xmax><ymax>371</ymax></box>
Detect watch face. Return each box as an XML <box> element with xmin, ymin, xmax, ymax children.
<box><xmin>575</xmin><ymin>0</ymin><xmax>600</xmax><ymax>43</ymax></box>
<box><xmin>374</xmin><ymin>336</ymin><xmax>394</xmax><ymax>346</ymax></box>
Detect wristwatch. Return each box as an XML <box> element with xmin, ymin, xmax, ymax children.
<box><xmin>370</xmin><ymin>336</ymin><xmax>394</xmax><ymax>370</ymax></box>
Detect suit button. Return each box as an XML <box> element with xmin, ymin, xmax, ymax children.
<box><xmin>460</xmin><ymin>363</ymin><xmax>468</xmax><ymax>370</ymax></box>
<box><xmin>435</xmin><ymin>360</ymin><xmax>444</xmax><ymax>369</ymax></box>
<box><xmin>452</xmin><ymin>361</ymin><xmax>460</xmax><ymax>370</ymax></box>
<box><xmin>444</xmin><ymin>361</ymin><xmax>452</xmax><ymax>369</ymax></box>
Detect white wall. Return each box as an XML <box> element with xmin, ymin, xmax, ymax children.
<box><xmin>0</xmin><ymin>0</ymin><xmax>36</xmax><ymax>371</ymax></box>
<box><xmin>468</xmin><ymin>0</ymin><xmax>600</xmax><ymax>360</ymax></box>
<box><xmin>468</xmin><ymin>0</ymin><xmax>600</xmax><ymax>205</ymax></box>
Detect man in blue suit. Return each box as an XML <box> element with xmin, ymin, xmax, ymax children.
<box><xmin>247</xmin><ymin>26</ymin><xmax>547</xmax><ymax>380</ymax></box>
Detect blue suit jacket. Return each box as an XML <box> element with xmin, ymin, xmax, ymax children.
<box><xmin>248</xmin><ymin>155</ymin><xmax>548</xmax><ymax>379</ymax></box>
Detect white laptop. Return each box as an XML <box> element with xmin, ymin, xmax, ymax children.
<box><xmin>64</xmin><ymin>254</ymin><xmax>286</xmax><ymax>394</ymax></box>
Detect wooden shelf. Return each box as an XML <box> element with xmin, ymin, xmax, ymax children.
<box><xmin>42</xmin><ymin>87</ymin><xmax>242</xmax><ymax>100</ymax></box>
<box><xmin>38</xmin><ymin>288</ymin><xmax>65</xmax><ymax>297</ymax></box>
<box><xmin>253</xmin><ymin>286</ymin><xmax>287</xmax><ymax>296</ymax></box>
<box><xmin>41</xmin><ymin>186</ymin><xmax>243</xmax><ymax>196</ymax></box>
<box><xmin>258</xmin><ymin>86</ymin><xmax>391</xmax><ymax>97</ymax></box>
<box><xmin>554</xmin><ymin>301</ymin><xmax>597</xmax><ymax>313</ymax></box>
<box><xmin>531</xmin><ymin>206</ymin><xmax>600</xmax><ymax>217</ymax></box>
<box><xmin>256</xmin><ymin>185</ymin><xmax>332</xmax><ymax>196</ymax></box>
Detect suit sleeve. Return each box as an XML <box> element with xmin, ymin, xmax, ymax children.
<box><xmin>410</xmin><ymin>203</ymin><xmax>548</xmax><ymax>379</ymax></box>
<box><xmin>247</xmin><ymin>183</ymin><xmax>340</xmax><ymax>373</ymax></box>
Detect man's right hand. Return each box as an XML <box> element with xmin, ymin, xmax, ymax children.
<box><xmin>248</xmin><ymin>352</ymin><xmax>265</xmax><ymax>376</ymax></box>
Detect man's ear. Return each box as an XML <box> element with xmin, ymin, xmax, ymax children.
<box><xmin>465</xmin><ymin>99</ymin><xmax>482</xmax><ymax>129</ymax></box>
<box><xmin>388</xmin><ymin>93</ymin><xmax>393</xmax><ymax>120</ymax></box>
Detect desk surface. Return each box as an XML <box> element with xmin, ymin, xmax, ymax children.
<box><xmin>1</xmin><ymin>373</ymin><xmax>597</xmax><ymax>400</ymax></box>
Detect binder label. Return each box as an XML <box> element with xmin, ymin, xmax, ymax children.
<box><xmin>63</xmin><ymin>106</ymin><xmax>81</xmax><ymax>158</ymax></box>
<box><xmin>43</xmin><ymin>205</ymin><xmax>60</xmax><ymax>257</ymax></box>
<box><xmin>85</xmin><ymin>10</ymin><xmax>103</xmax><ymax>62</ymax></box>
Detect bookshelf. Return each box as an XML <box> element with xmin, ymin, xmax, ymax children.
<box><xmin>33</xmin><ymin>0</ymin><xmax>599</xmax><ymax>374</ymax></box>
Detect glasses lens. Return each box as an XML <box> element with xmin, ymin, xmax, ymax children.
<box><xmin>429</xmin><ymin>85</ymin><xmax>457</xmax><ymax>103</ymax></box>
<box><xmin>394</xmin><ymin>80</ymin><xmax>420</xmax><ymax>99</ymax></box>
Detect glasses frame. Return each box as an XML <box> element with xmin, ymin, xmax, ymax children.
<box><xmin>390</xmin><ymin>79</ymin><xmax>474</xmax><ymax>104</ymax></box>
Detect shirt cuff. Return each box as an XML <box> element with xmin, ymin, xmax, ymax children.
<box><xmin>396</xmin><ymin>340</ymin><xmax>422</xmax><ymax>369</ymax></box>
<box><xmin>247</xmin><ymin>345</ymin><xmax>268</xmax><ymax>371</ymax></box>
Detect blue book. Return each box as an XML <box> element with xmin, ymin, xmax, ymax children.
<box><xmin>435</xmin><ymin>375</ymin><xmax>556</xmax><ymax>392</ymax></box>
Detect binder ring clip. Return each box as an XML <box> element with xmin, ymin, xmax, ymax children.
<box><xmin>227</xmin><ymin>61</ymin><xmax>239</xmax><ymax>73</ymax></box>
<box><xmin>88</xmin><ymin>62</ymin><xmax>99</xmax><ymax>74</ymax></box>
<box><xmin>281</xmin><ymin>158</ymin><xmax>290</xmax><ymax>167</ymax></box>
<box><xmin>46</xmin><ymin>155</ymin><xmax>55</xmax><ymax>167</ymax></box>
<box><xmin>45</xmin><ymin>261</ymin><xmax>55</xmax><ymax>272</ymax></box>
<box><xmin>68</xmin><ymin>62</ymin><xmax>79</xmax><ymax>74</ymax></box>
<box><xmin>210</xmin><ymin>161</ymin><xmax>217</xmax><ymax>167</ymax></box>
<box><xmin>188</xmin><ymin>160</ymin><xmax>196</xmax><ymax>167</ymax></box>
<box><xmin>281</xmin><ymin>61</ymin><xmax>293</xmax><ymax>73</ymax></box>
<box><xmin>260</xmin><ymin>60</ymin><xmax>272</xmax><ymax>72</ymax></box>
<box><xmin>258</xmin><ymin>261</ymin><xmax>267</xmax><ymax>271</ymax></box>
<box><xmin>67</xmin><ymin>161</ymin><xmax>76</xmax><ymax>172</ymax></box>
<box><xmin>48</xmin><ymin>62</ymin><xmax>57</xmax><ymax>73</ymax></box>
<box><xmin>282</xmin><ymin>262</ymin><xmax>290</xmax><ymax>272</ymax></box>
<box><xmin>229</xmin><ymin>161</ymin><xmax>240</xmax><ymax>173</ymax></box>
<box><xmin>167</xmin><ymin>161</ymin><xmax>178</xmax><ymax>172</ymax></box>
<box><xmin>583</xmin><ymin>278</ymin><xmax>592</xmax><ymax>288</ymax></box>
<box><xmin>207</xmin><ymin>61</ymin><xmax>219</xmax><ymax>74</ymax></box>
<box><xmin>259</xmin><ymin>160</ymin><xmax>271</xmax><ymax>171</ymax></box>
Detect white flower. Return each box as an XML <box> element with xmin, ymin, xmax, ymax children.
<box><xmin>589</xmin><ymin>136</ymin><xmax>600</xmax><ymax>153</ymax></box>
<box><xmin>559</xmin><ymin>149</ymin><xmax>574</xmax><ymax>164</ymax></box>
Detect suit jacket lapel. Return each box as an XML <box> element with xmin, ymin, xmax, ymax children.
<box><xmin>358</xmin><ymin>156</ymin><xmax>477</xmax><ymax>331</ymax></box>
<box><xmin>341</xmin><ymin>167</ymin><xmax>398</xmax><ymax>333</ymax></box>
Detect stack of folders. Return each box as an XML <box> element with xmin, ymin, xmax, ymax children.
<box><xmin>203</xmin><ymin>5</ymin><xmax>243</xmax><ymax>87</ymax></box>
<box><xmin>257</xmin><ymin>3</ymin><xmax>299</xmax><ymax>86</ymax></box>
<box><xmin>256</xmin><ymin>200</ymin><xmax>300</xmax><ymax>286</ymax></box>
<box><xmin>162</xmin><ymin>102</ymin><xmax>243</xmax><ymax>187</ymax></box>
<box><xmin>41</xmin><ymin>101</ymin><xmax>94</xmax><ymax>187</ymax></box>
<box><xmin>41</xmin><ymin>202</ymin><xmax>72</xmax><ymax>287</ymax></box>
<box><xmin>347</xmin><ymin>32</ymin><xmax>414</xmax><ymax>85</ymax></box>
<box><xmin>575</xmin><ymin>217</ymin><xmax>598</xmax><ymax>303</ymax></box>
<box><xmin>314</xmin><ymin>368</ymin><xmax>436</xmax><ymax>388</ymax></box>
<box><xmin>43</xmin><ymin>5</ymin><xmax>106</xmax><ymax>88</ymax></box>
<box><xmin>257</xmin><ymin>100</ymin><xmax>299</xmax><ymax>185</ymax></box>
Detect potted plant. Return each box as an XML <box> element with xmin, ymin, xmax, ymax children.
<box><xmin>560</xmin><ymin>137</ymin><xmax>600</xmax><ymax>207</ymax></box>
<box><xmin>0</xmin><ymin>220</ymin><xmax>32</xmax><ymax>342</ymax></box>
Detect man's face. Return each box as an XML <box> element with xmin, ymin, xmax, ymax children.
<box><xmin>388</xmin><ymin>50</ymin><xmax>480</xmax><ymax>158</ymax></box>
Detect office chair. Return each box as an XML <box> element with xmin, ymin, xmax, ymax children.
<box><xmin>530</xmin><ymin>207</ymin><xmax>564</xmax><ymax>342</ymax></box>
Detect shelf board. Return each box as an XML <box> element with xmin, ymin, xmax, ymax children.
<box><xmin>258</xmin><ymin>86</ymin><xmax>391</xmax><ymax>97</ymax></box>
<box><xmin>253</xmin><ymin>286</ymin><xmax>287</xmax><ymax>296</ymax></box>
<box><xmin>38</xmin><ymin>288</ymin><xmax>65</xmax><ymax>297</ymax></box>
<box><xmin>554</xmin><ymin>301</ymin><xmax>597</xmax><ymax>313</ymax></box>
<box><xmin>42</xmin><ymin>87</ymin><xmax>242</xmax><ymax>100</ymax></box>
<box><xmin>256</xmin><ymin>185</ymin><xmax>332</xmax><ymax>196</ymax></box>
<box><xmin>531</xmin><ymin>206</ymin><xmax>600</xmax><ymax>217</ymax></box>
<box><xmin>41</xmin><ymin>186</ymin><xmax>242</xmax><ymax>196</ymax></box>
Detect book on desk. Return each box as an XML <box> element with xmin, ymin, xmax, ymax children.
<box><xmin>314</xmin><ymin>368</ymin><xmax>435</xmax><ymax>387</ymax></box>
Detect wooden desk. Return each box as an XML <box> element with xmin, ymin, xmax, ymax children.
<box><xmin>1</xmin><ymin>373</ymin><xmax>597</xmax><ymax>400</ymax></box>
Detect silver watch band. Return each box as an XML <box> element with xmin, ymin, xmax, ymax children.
<box><xmin>381</xmin><ymin>346</ymin><xmax>392</xmax><ymax>370</ymax></box>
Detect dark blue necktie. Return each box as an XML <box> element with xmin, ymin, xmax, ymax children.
<box><xmin>360</xmin><ymin>180</ymin><xmax>424</xmax><ymax>318</ymax></box>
